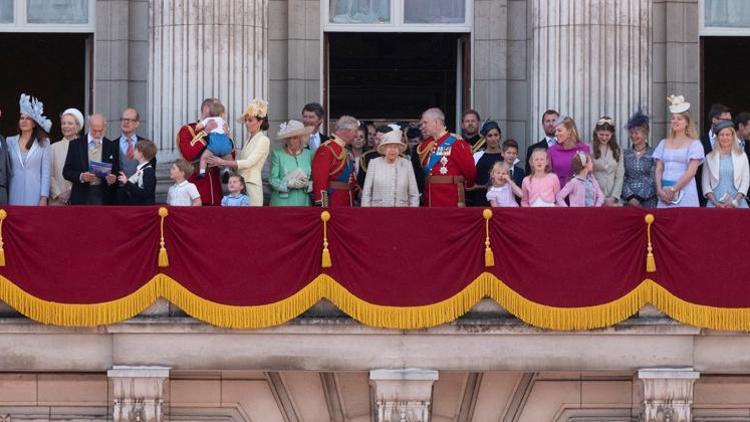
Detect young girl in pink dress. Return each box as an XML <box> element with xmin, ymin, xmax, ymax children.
<box><xmin>486</xmin><ymin>161</ymin><xmax>522</xmax><ymax>207</ymax></box>
<box><xmin>557</xmin><ymin>152</ymin><xmax>605</xmax><ymax>207</ymax></box>
<box><xmin>521</xmin><ymin>149</ymin><xmax>563</xmax><ymax>207</ymax></box>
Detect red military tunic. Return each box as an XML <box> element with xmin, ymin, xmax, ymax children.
<box><xmin>417</xmin><ymin>131</ymin><xmax>477</xmax><ymax>207</ymax></box>
<box><xmin>176</xmin><ymin>122</ymin><xmax>222</xmax><ymax>205</ymax></box>
<box><xmin>311</xmin><ymin>135</ymin><xmax>355</xmax><ymax>207</ymax></box>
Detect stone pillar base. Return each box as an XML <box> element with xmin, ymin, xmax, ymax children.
<box><xmin>638</xmin><ymin>368</ymin><xmax>700</xmax><ymax>422</ymax></box>
<box><xmin>370</xmin><ymin>369</ymin><xmax>439</xmax><ymax>422</ymax></box>
<box><xmin>108</xmin><ymin>366</ymin><xmax>170</xmax><ymax>422</ymax></box>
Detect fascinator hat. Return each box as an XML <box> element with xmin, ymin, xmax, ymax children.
<box><xmin>667</xmin><ymin>95</ymin><xmax>690</xmax><ymax>114</ymax></box>
<box><xmin>480</xmin><ymin>120</ymin><xmax>501</xmax><ymax>137</ymax></box>
<box><xmin>19</xmin><ymin>93</ymin><xmax>52</xmax><ymax>133</ymax></box>
<box><xmin>61</xmin><ymin>108</ymin><xmax>85</xmax><ymax>130</ymax></box>
<box><xmin>238</xmin><ymin>98</ymin><xmax>269</xmax><ymax>122</ymax></box>
<box><xmin>277</xmin><ymin>120</ymin><xmax>314</xmax><ymax>141</ymax></box>
<box><xmin>625</xmin><ymin>109</ymin><xmax>650</xmax><ymax>130</ymax></box>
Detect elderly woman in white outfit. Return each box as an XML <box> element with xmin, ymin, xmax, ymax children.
<box><xmin>207</xmin><ymin>98</ymin><xmax>270</xmax><ymax>206</ymax></box>
<box><xmin>361</xmin><ymin>128</ymin><xmax>419</xmax><ymax>207</ymax></box>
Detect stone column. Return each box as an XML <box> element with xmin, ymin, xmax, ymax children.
<box><xmin>148</xmin><ymin>0</ymin><xmax>268</xmax><ymax>160</ymax></box>
<box><xmin>108</xmin><ymin>366</ymin><xmax>170</xmax><ymax>422</ymax></box>
<box><xmin>530</xmin><ymin>0</ymin><xmax>651</xmax><ymax>144</ymax></box>
<box><xmin>638</xmin><ymin>368</ymin><xmax>700</xmax><ymax>422</ymax></box>
<box><xmin>369</xmin><ymin>369</ymin><xmax>439</xmax><ymax>422</ymax></box>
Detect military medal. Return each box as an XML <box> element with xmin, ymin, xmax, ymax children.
<box><xmin>439</xmin><ymin>156</ymin><xmax>449</xmax><ymax>175</ymax></box>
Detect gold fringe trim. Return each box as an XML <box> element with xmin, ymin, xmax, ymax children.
<box><xmin>0</xmin><ymin>209</ymin><xmax>6</xmax><ymax>267</ymax></box>
<box><xmin>4</xmin><ymin>273</ymin><xmax>750</xmax><ymax>330</ymax></box>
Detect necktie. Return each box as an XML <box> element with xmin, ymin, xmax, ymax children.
<box><xmin>127</xmin><ymin>138</ymin><xmax>134</xmax><ymax>160</ymax></box>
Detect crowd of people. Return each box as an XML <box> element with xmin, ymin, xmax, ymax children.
<box><xmin>1</xmin><ymin>92</ymin><xmax>749</xmax><ymax>209</ymax></box>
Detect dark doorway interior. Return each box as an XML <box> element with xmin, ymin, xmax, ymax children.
<box><xmin>328</xmin><ymin>32</ymin><xmax>464</xmax><ymax>131</ymax></box>
<box><xmin>702</xmin><ymin>36</ymin><xmax>750</xmax><ymax>133</ymax></box>
<box><xmin>0</xmin><ymin>33</ymin><xmax>89</xmax><ymax>141</ymax></box>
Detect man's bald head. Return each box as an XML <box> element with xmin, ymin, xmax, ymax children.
<box><xmin>420</xmin><ymin>108</ymin><xmax>447</xmax><ymax>139</ymax></box>
<box><xmin>88</xmin><ymin>113</ymin><xmax>107</xmax><ymax>139</ymax></box>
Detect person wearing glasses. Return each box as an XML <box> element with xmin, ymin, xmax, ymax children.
<box><xmin>115</xmin><ymin>108</ymin><xmax>154</xmax><ymax>204</ymax></box>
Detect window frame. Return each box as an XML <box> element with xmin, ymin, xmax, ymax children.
<box><xmin>0</xmin><ymin>0</ymin><xmax>95</xmax><ymax>32</ymax></box>
<box><xmin>323</xmin><ymin>0</ymin><xmax>472</xmax><ymax>33</ymax></box>
<box><xmin>700</xmin><ymin>0</ymin><xmax>750</xmax><ymax>36</ymax></box>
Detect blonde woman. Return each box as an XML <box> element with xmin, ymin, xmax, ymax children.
<box><xmin>207</xmin><ymin>99</ymin><xmax>270</xmax><ymax>206</ymax></box>
<box><xmin>701</xmin><ymin>120</ymin><xmax>749</xmax><ymax>208</ymax></box>
<box><xmin>654</xmin><ymin>95</ymin><xmax>704</xmax><ymax>208</ymax></box>
<box><xmin>50</xmin><ymin>108</ymin><xmax>84</xmax><ymax>205</ymax></box>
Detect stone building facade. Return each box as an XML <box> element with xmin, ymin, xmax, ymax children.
<box><xmin>1</xmin><ymin>1</ymin><xmax>750</xmax><ymax>420</ymax></box>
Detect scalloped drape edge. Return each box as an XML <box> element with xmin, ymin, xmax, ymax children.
<box><xmin>1</xmin><ymin>274</ymin><xmax>749</xmax><ymax>331</ymax></box>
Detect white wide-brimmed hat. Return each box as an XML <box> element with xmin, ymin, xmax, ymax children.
<box><xmin>667</xmin><ymin>95</ymin><xmax>690</xmax><ymax>114</ymax></box>
<box><xmin>377</xmin><ymin>129</ymin><xmax>407</xmax><ymax>155</ymax></box>
<box><xmin>277</xmin><ymin>119</ymin><xmax>314</xmax><ymax>140</ymax></box>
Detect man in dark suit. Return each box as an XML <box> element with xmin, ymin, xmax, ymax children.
<box><xmin>525</xmin><ymin>109</ymin><xmax>559</xmax><ymax>175</ymax></box>
<box><xmin>461</xmin><ymin>109</ymin><xmax>482</xmax><ymax>152</ymax></box>
<box><xmin>737</xmin><ymin>112</ymin><xmax>750</xmax><ymax>202</ymax></box>
<box><xmin>114</xmin><ymin>107</ymin><xmax>155</xmax><ymax>204</ymax></box>
<box><xmin>63</xmin><ymin>113</ymin><xmax>121</xmax><ymax>205</ymax></box>
<box><xmin>302</xmin><ymin>102</ymin><xmax>329</xmax><ymax>154</ymax></box>
<box><xmin>0</xmin><ymin>109</ymin><xmax>10</xmax><ymax>205</ymax></box>
<box><xmin>697</xmin><ymin>104</ymin><xmax>732</xmax><ymax>206</ymax></box>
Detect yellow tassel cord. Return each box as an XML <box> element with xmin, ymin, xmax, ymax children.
<box><xmin>0</xmin><ymin>209</ymin><xmax>7</xmax><ymax>267</ymax></box>
<box><xmin>483</xmin><ymin>209</ymin><xmax>495</xmax><ymax>267</ymax></box>
<box><xmin>645</xmin><ymin>213</ymin><xmax>656</xmax><ymax>273</ymax></box>
<box><xmin>158</xmin><ymin>207</ymin><xmax>169</xmax><ymax>268</ymax></box>
<box><xmin>320</xmin><ymin>211</ymin><xmax>332</xmax><ymax>268</ymax></box>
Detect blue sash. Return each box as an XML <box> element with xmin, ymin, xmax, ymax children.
<box><xmin>423</xmin><ymin>135</ymin><xmax>458</xmax><ymax>176</ymax></box>
<box><xmin>327</xmin><ymin>156</ymin><xmax>353</xmax><ymax>195</ymax></box>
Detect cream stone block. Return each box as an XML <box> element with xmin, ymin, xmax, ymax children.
<box><xmin>37</xmin><ymin>374</ymin><xmax>108</xmax><ymax>405</ymax></box>
<box><xmin>516</xmin><ymin>379</ymin><xmax>581</xmax><ymax>422</ymax></box>
<box><xmin>470</xmin><ymin>372</ymin><xmax>523</xmax><ymax>421</ymax></box>
<box><xmin>278</xmin><ymin>372</ymin><xmax>330</xmax><ymax>421</ymax></box>
<box><xmin>221</xmin><ymin>380</ymin><xmax>286</xmax><ymax>422</ymax></box>
<box><xmin>336</xmin><ymin>372</ymin><xmax>371</xmax><ymax>420</ymax></box>
<box><xmin>170</xmin><ymin>380</ymin><xmax>221</xmax><ymax>405</ymax></box>
<box><xmin>431</xmin><ymin>372</ymin><xmax>467</xmax><ymax>420</ymax></box>
<box><xmin>581</xmin><ymin>380</ymin><xmax>633</xmax><ymax>405</ymax></box>
<box><xmin>694</xmin><ymin>377</ymin><xmax>750</xmax><ymax>406</ymax></box>
<box><xmin>0</xmin><ymin>374</ymin><xmax>37</xmax><ymax>404</ymax></box>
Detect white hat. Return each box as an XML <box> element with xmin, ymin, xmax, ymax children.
<box><xmin>277</xmin><ymin>120</ymin><xmax>314</xmax><ymax>140</ymax></box>
<box><xmin>19</xmin><ymin>93</ymin><xmax>52</xmax><ymax>133</ymax></box>
<box><xmin>377</xmin><ymin>129</ymin><xmax>406</xmax><ymax>155</ymax></box>
<box><xmin>61</xmin><ymin>108</ymin><xmax>85</xmax><ymax>130</ymax></box>
<box><xmin>667</xmin><ymin>95</ymin><xmax>690</xmax><ymax>114</ymax></box>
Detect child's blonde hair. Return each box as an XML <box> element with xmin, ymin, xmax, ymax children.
<box><xmin>227</xmin><ymin>173</ymin><xmax>249</xmax><ymax>196</ymax></box>
<box><xmin>528</xmin><ymin>148</ymin><xmax>551</xmax><ymax>176</ymax></box>
<box><xmin>488</xmin><ymin>161</ymin><xmax>510</xmax><ymax>188</ymax></box>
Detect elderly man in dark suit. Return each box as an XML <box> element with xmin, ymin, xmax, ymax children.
<box><xmin>63</xmin><ymin>113</ymin><xmax>121</xmax><ymax>205</ymax></box>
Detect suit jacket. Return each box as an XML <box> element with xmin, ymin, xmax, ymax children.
<box><xmin>0</xmin><ymin>135</ymin><xmax>10</xmax><ymax>205</ymax></box>
<box><xmin>701</xmin><ymin>150</ymin><xmax>750</xmax><ymax>200</ymax></box>
<box><xmin>525</xmin><ymin>139</ymin><xmax>549</xmax><ymax>175</ymax></box>
<box><xmin>697</xmin><ymin>132</ymin><xmax>713</xmax><ymax>206</ymax></box>
<box><xmin>121</xmin><ymin>163</ymin><xmax>156</xmax><ymax>205</ymax></box>
<box><xmin>63</xmin><ymin>134</ymin><xmax>121</xmax><ymax>205</ymax></box>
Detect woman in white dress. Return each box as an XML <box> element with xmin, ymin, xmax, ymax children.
<box><xmin>654</xmin><ymin>95</ymin><xmax>704</xmax><ymax>208</ymax></box>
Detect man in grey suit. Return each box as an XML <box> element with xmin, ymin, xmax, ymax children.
<box><xmin>0</xmin><ymin>109</ymin><xmax>12</xmax><ymax>205</ymax></box>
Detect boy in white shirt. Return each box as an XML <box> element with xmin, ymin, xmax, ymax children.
<box><xmin>195</xmin><ymin>102</ymin><xmax>233</xmax><ymax>178</ymax></box>
<box><xmin>167</xmin><ymin>158</ymin><xmax>202</xmax><ymax>206</ymax></box>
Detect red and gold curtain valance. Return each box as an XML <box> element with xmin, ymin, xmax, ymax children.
<box><xmin>0</xmin><ymin>206</ymin><xmax>748</xmax><ymax>331</ymax></box>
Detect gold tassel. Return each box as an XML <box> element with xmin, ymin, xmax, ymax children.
<box><xmin>0</xmin><ymin>209</ymin><xmax>6</xmax><ymax>267</ymax></box>
<box><xmin>483</xmin><ymin>209</ymin><xmax>495</xmax><ymax>267</ymax></box>
<box><xmin>158</xmin><ymin>207</ymin><xmax>169</xmax><ymax>268</ymax></box>
<box><xmin>320</xmin><ymin>211</ymin><xmax>332</xmax><ymax>268</ymax></box>
<box><xmin>644</xmin><ymin>214</ymin><xmax>656</xmax><ymax>273</ymax></box>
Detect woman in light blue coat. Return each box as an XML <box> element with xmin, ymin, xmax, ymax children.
<box><xmin>8</xmin><ymin>94</ymin><xmax>52</xmax><ymax>206</ymax></box>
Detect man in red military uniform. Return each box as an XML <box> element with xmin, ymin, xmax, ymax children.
<box><xmin>311</xmin><ymin>115</ymin><xmax>359</xmax><ymax>207</ymax></box>
<box><xmin>417</xmin><ymin>107</ymin><xmax>477</xmax><ymax>207</ymax></box>
<box><xmin>176</xmin><ymin>98</ymin><xmax>227</xmax><ymax>205</ymax></box>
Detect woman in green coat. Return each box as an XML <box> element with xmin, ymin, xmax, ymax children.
<box><xmin>269</xmin><ymin>120</ymin><xmax>314</xmax><ymax>206</ymax></box>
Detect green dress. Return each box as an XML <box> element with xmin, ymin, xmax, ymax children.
<box><xmin>269</xmin><ymin>147</ymin><xmax>313</xmax><ymax>206</ymax></box>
